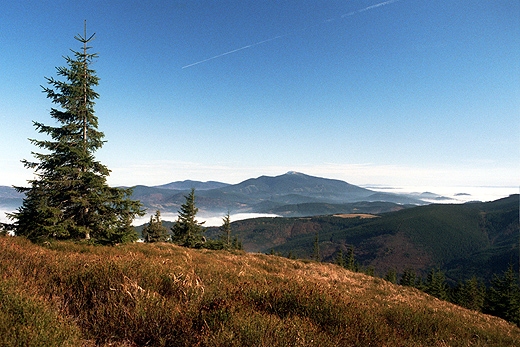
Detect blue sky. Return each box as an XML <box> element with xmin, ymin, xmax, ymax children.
<box><xmin>1</xmin><ymin>0</ymin><xmax>519</xmax><ymax>192</ymax></box>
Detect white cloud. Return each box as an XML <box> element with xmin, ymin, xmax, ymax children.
<box><xmin>0</xmin><ymin>208</ymin><xmax>15</xmax><ymax>224</ymax></box>
<box><xmin>3</xmin><ymin>157</ymin><xmax>517</xmax><ymax>199</ymax></box>
<box><xmin>104</xmin><ymin>159</ymin><xmax>519</xmax><ymax>190</ymax></box>
<box><xmin>133</xmin><ymin>211</ymin><xmax>279</xmax><ymax>227</ymax></box>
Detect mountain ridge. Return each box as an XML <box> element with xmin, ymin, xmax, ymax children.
<box><xmin>0</xmin><ymin>171</ymin><xmax>479</xmax><ymax>217</ymax></box>
<box><xmin>204</xmin><ymin>194</ymin><xmax>519</xmax><ymax>284</ymax></box>
<box><xmin>130</xmin><ymin>172</ymin><xmax>428</xmax><ymax>214</ymax></box>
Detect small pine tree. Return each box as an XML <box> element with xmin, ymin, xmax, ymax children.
<box><xmin>485</xmin><ymin>265</ymin><xmax>520</xmax><ymax>325</ymax></box>
<box><xmin>335</xmin><ymin>249</ymin><xmax>346</xmax><ymax>268</ymax></box>
<box><xmin>453</xmin><ymin>276</ymin><xmax>486</xmax><ymax>312</ymax></box>
<box><xmin>384</xmin><ymin>268</ymin><xmax>398</xmax><ymax>284</ymax></box>
<box><xmin>219</xmin><ymin>211</ymin><xmax>232</xmax><ymax>249</ymax></box>
<box><xmin>312</xmin><ymin>232</ymin><xmax>320</xmax><ymax>261</ymax></box>
<box><xmin>171</xmin><ymin>188</ymin><xmax>205</xmax><ymax>248</ymax></box>
<box><xmin>142</xmin><ymin>210</ymin><xmax>169</xmax><ymax>243</ymax></box>
<box><xmin>8</xmin><ymin>24</ymin><xmax>143</xmax><ymax>243</ymax></box>
<box><xmin>364</xmin><ymin>266</ymin><xmax>375</xmax><ymax>277</ymax></box>
<box><xmin>399</xmin><ymin>268</ymin><xmax>417</xmax><ymax>287</ymax></box>
<box><xmin>232</xmin><ymin>236</ymin><xmax>242</xmax><ymax>250</ymax></box>
<box><xmin>425</xmin><ymin>268</ymin><xmax>449</xmax><ymax>301</ymax></box>
<box><xmin>345</xmin><ymin>246</ymin><xmax>357</xmax><ymax>272</ymax></box>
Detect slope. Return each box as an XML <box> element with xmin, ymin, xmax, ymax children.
<box><xmin>0</xmin><ymin>236</ymin><xmax>518</xmax><ymax>346</ymax></box>
<box><xmin>216</xmin><ymin>195</ymin><xmax>519</xmax><ymax>282</ymax></box>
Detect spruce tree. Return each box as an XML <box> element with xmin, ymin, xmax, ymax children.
<box><xmin>335</xmin><ymin>249</ymin><xmax>346</xmax><ymax>268</ymax></box>
<box><xmin>453</xmin><ymin>276</ymin><xmax>485</xmax><ymax>312</ymax></box>
<box><xmin>142</xmin><ymin>210</ymin><xmax>169</xmax><ymax>242</ymax></box>
<box><xmin>345</xmin><ymin>246</ymin><xmax>357</xmax><ymax>272</ymax></box>
<box><xmin>232</xmin><ymin>236</ymin><xmax>242</xmax><ymax>250</ymax></box>
<box><xmin>425</xmin><ymin>268</ymin><xmax>449</xmax><ymax>301</ymax></box>
<box><xmin>399</xmin><ymin>268</ymin><xmax>417</xmax><ymax>287</ymax></box>
<box><xmin>485</xmin><ymin>265</ymin><xmax>520</xmax><ymax>325</ymax></box>
<box><xmin>9</xmin><ymin>24</ymin><xmax>143</xmax><ymax>243</ymax></box>
<box><xmin>384</xmin><ymin>268</ymin><xmax>398</xmax><ymax>284</ymax></box>
<box><xmin>312</xmin><ymin>232</ymin><xmax>320</xmax><ymax>261</ymax></box>
<box><xmin>171</xmin><ymin>188</ymin><xmax>205</xmax><ymax>247</ymax></box>
<box><xmin>219</xmin><ymin>211</ymin><xmax>232</xmax><ymax>249</ymax></box>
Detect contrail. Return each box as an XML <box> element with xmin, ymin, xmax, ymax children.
<box><xmin>182</xmin><ymin>0</ymin><xmax>402</xmax><ymax>69</ymax></box>
<box><xmin>341</xmin><ymin>0</ymin><xmax>401</xmax><ymax>17</ymax></box>
<box><xmin>182</xmin><ymin>34</ymin><xmax>289</xmax><ymax>69</ymax></box>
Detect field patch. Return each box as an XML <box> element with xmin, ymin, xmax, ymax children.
<box><xmin>333</xmin><ymin>213</ymin><xmax>380</xmax><ymax>219</ymax></box>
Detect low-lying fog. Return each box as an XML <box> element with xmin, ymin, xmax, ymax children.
<box><xmin>132</xmin><ymin>212</ymin><xmax>280</xmax><ymax>227</ymax></box>
<box><xmin>0</xmin><ymin>208</ymin><xmax>279</xmax><ymax>227</ymax></box>
<box><xmin>1</xmin><ymin>185</ymin><xmax>517</xmax><ymax>227</ymax></box>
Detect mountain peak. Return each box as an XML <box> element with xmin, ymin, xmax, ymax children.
<box><xmin>286</xmin><ymin>171</ymin><xmax>303</xmax><ymax>175</ymax></box>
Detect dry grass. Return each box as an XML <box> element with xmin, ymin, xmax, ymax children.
<box><xmin>0</xmin><ymin>236</ymin><xmax>519</xmax><ymax>346</ymax></box>
<box><xmin>333</xmin><ymin>213</ymin><xmax>380</xmax><ymax>219</ymax></box>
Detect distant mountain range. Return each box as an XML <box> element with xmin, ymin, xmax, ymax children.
<box><xmin>0</xmin><ymin>186</ymin><xmax>24</xmax><ymax>210</ymax></box>
<box><xmin>130</xmin><ymin>172</ymin><xmax>436</xmax><ymax>215</ymax></box>
<box><xmin>1</xmin><ymin>171</ymin><xmax>451</xmax><ymax>216</ymax></box>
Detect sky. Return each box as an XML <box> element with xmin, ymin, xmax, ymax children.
<box><xmin>1</xmin><ymin>0</ymin><xmax>519</xmax><ymax>196</ymax></box>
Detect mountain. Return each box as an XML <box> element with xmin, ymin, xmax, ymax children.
<box><xmin>0</xmin><ymin>172</ymin><xmax>460</xmax><ymax>217</ymax></box>
<box><xmin>154</xmin><ymin>180</ymin><xmax>229</xmax><ymax>191</ymax></box>
<box><xmin>0</xmin><ymin>186</ymin><xmax>24</xmax><ymax>209</ymax></box>
<box><xmin>206</xmin><ymin>194</ymin><xmax>520</xmax><ymax>283</ymax></box>
<box><xmin>216</xmin><ymin>171</ymin><xmax>373</xmax><ymax>202</ymax></box>
<box><xmin>129</xmin><ymin>172</ymin><xmax>428</xmax><ymax>215</ymax></box>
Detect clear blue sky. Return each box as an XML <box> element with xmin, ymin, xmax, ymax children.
<box><xmin>1</xmin><ymin>0</ymin><xmax>519</xmax><ymax>191</ymax></box>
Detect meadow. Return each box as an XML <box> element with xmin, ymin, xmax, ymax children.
<box><xmin>1</xmin><ymin>236</ymin><xmax>519</xmax><ymax>346</ymax></box>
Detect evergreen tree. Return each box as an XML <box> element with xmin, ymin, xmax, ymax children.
<box><xmin>363</xmin><ymin>266</ymin><xmax>375</xmax><ymax>277</ymax></box>
<box><xmin>312</xmin><ymin>232</ymin><xmax>320</xmax><ymax>261</ymax></box>
<box><xmin>142</xmin><ymin>210</ymin><xmax>169</xmax><ymax>243</ymax></box>
<box><xmin>8</xmin><ymin>24</ymin><xmax>143</xmax><ymax>243</ymax></box>
<box><xmin>171</xmin><ymin>188</ymin><xmax>205</xmax><ymax>247</ymax></box>
<box><xmin>345</xmin><ymin>246</ymin><xmax>357</xmax><ymax>272</ymax></box>
<box><xmin>399</xmin><ymin>268</ymin><xmax>417</xmax><ymax>287</ymax></box>
<box><xmin>425</xmin><ymin>268</ymin><xmax>449</xmax><ymax>301</ymax></box>
<box><xmin>231</xmin><ymin>236</ymin><xmax>242</xmax><ymax>250</ymax></box>
<box><xmin>335</xmin><ymin>249</ymin><xmax>345</xmax><ymax>268</ymax></box>
<box><xmin>219</xmin><ymin>211</ymin><xmax>232</xmax><ymax>249</ymax></box>
<box><xmin>485</xmin><ymin>265</ymin><xmax>520</xmax><ymax>326</ymax></box>
<box><xmin>453</xmin><ymin>276</ymin><xmax>486</xmax><ymax>312</ymax></box>
<box><xmin>384</xmin><ymin>268</ymin><xmax>397</xmax><ymax>284</ymax></box>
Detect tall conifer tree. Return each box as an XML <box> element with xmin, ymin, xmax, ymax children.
<box><xmin>9</xmin><ymin>23</ymin><xmax>143</xmax><ymax>243</ymax></box>
<box><xmin>219</xmin><ymin>211</ymin><xmax>232</xmax><ymax>249</ymax></box>
<box><xmin>312</xmin><ymin>232</ymin><xmax>320</xmax><ymax>261</ymax></box>
<box><xmin>485</xmin><ymin>265</ymin><xmax>520</xmax><ymax>325</ymax></box>
<box><xmin>171</xmin><ymin>188</ymin><xmax>205</xmax><ymax>247</ymax></box>
<box><xmin>425</xmin><ymin>268</ymin><xmax>449</xmax><ymax>301</ymax></box>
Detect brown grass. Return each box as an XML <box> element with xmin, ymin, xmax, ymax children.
<box><xmin>333</xmin><ymin>213</ymin><xmax>380</xmax><ymax>219</ymax></box>
<box><xmin>0</xmin><ymin>236</ymin><xmax>519</xmax><ymax>346</ymax></box>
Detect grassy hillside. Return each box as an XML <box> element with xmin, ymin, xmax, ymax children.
<box><xmin>1</xmin><ymin>236</ymin><xmax>519</xmax><ymax>346</ymax></box>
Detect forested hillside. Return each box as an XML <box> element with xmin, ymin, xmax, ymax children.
<box><xmin>206</xmin><ymin>195</ymin><xmax>519</xmax><ymax>283</ymax></box>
